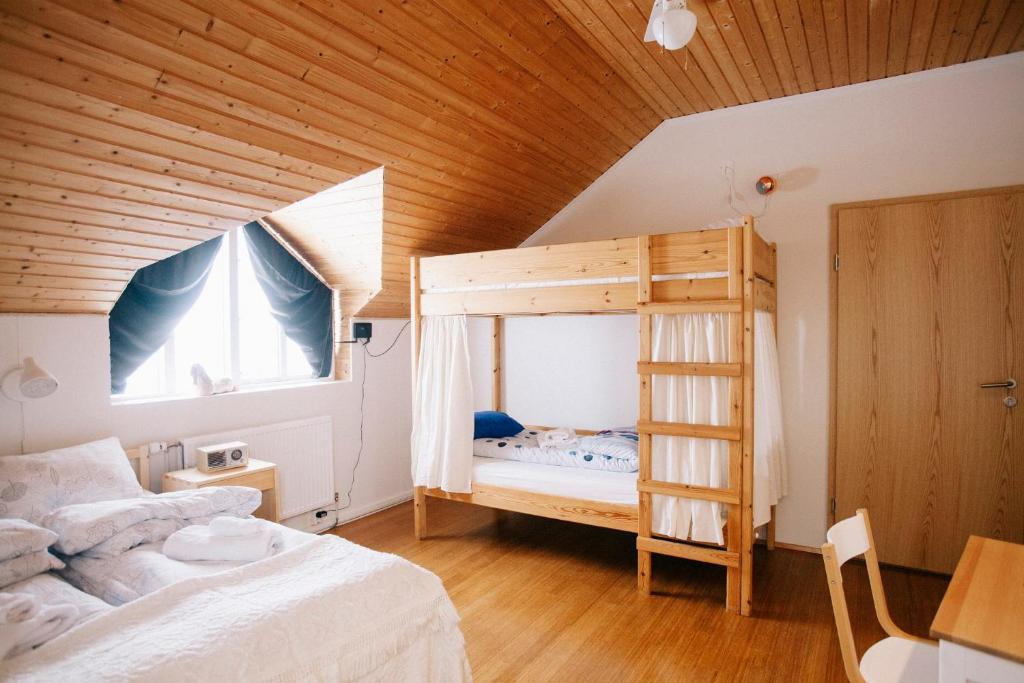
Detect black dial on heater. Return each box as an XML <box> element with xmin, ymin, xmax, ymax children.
<box><xmin>230</xmin><ymin>449</ymin><xmax>243</xmax><ymax>461</ymax></box>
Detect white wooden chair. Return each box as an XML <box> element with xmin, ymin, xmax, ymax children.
<box><xmin>822</xmin><ymin>509</ymin><xmax>938</xmax><ymax>683</ymax></box>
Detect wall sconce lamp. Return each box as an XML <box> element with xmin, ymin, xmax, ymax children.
<box><xmin>1</xmin><ymin>357</ymin><xmax>59</xmax><ymax>401</ymax></box>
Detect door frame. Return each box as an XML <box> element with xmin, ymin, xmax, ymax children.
<box><xmin>827</xmin><ymin>184</ymin><xmax>1024</xmax><ymax>529</ymax></box>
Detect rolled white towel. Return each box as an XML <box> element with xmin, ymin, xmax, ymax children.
<box><xmin>0</xmin><ymin>593</ymin><xmax>38</xmax><ymax>624</ymax></box>
<box><xmin>0</xmin><ymin>601</ymin><xmax>78</xmax><ymax>659</ymax></box>
<box><xmin>208</xmin><ymin>516</ymin><xmax>265</xmax><ymax>537</ymax></box>
<box><xmin>537</xmin><ymin>428</ymin><xmax>577</xmax><ymax>448</ymax></box>
<box><xmin>163</xmin><ymin>524</ymin><xmax>283</xmax><ymax>562</ymax></box>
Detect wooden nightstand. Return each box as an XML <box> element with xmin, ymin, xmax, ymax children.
<box><xmin>162</xmin><ymin>459</ymin><xmax>280</xmax><ymax>522</ymax></box>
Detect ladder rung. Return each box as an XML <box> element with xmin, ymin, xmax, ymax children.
<box><xmin>637</xmin><ymin>299</ymin><xmax>742</xmax><ymax>314</ymax></box>
<box><xmin>637</xmin><ymin>361</ymin><xmax>741</xmax><ymax>377</ymax></box>
<box><xmin>637</xmin><ymin>420</ymin><xmax>741</xmax><ymax>442</ymax></box>
<box><xmin>637</xmin><ymin>479</ymin><xmax>740</xmax><ymax>505</ymax></box>
<box><xmin>637</xmin><ymin>536</ymin><xmax>739</xmax><ymax>567</ymax></box>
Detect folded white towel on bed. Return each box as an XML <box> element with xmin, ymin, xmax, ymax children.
<box><xmin>537</xmin><ymin>428</ymin><xmax>577</xmax><ymax>448</ymax></box>
<box><xmin>162</xmin><ymin>524</ymin><xmax>283</xmax><ymax>562</ymax></box>
<box><xmin>208</xmin><ymin>516</ymin><xmax>264</xmax><ymax>537</ymax></box>
<box><xmin>0</xmin><ymin>593</ymin><xmax>78</xmax><ymax>659</ymax></box>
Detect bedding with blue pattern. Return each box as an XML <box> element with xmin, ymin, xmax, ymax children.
<box><xmin>473</xmin><ymin>428</ymin><xmax>639</xmax><ymax>473</ymax></box>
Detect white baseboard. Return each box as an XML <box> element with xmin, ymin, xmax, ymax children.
<box><xmin>336</xmin><ymin>491</ymin><xmax>413</xmax><ymax>526</ymax></box>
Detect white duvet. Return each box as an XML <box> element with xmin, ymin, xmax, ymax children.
<box><xmin>60</xmin><ymin>527</ymin><xmax>311</xmax><ymax>606</ymax></box>
<box><xmin>1</xmin><ymin>534</ymin><xmax>472</xmax><ymax>682</ymax></box>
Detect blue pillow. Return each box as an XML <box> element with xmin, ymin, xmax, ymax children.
<box><xmin>473</xmin><ymin>411</ymin><xmax>525</xmax><ymax>440</ymax></box>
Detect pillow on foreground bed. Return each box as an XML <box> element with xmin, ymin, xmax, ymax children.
<box><xmin>473</xmin><ymin>411</ymin><xmax>525</xmax><ymax>439</ymax></box>
<box><xmin>0</xmin><ymin>438</ymin><xmax>144</xmax><ymax>525</ymax></box>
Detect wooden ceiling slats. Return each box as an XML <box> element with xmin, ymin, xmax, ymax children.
<box><xmin>945</xmin><ymin>0</ymin><xmax>993</xmax><ymax>64</ymax></box>
<box><xmin>297</xmin><ymin>0</ymin><xmax>630</xmax><ymax>165</ymax></box>
<box><xmin>987</xmin><ymin>1</ymin><xmax>1024</xmax><ymax>55</ymax></box>
<box><xmin>924</xmin><ymin>0</ymin><xmax>968</xmax><ymax>69</ymax></box>
<box><xmin>689</xmin><ymin>1</ymin><xmax>758</xmax><ymax>102</ymax></box>
<box><xmin>0</xmin><ymin>78</ymin><xmax>340</xmax><ymax>197</ymax></box>
<box><xmin>794</xmin><ymin>0</ymin><xmax>835</xmax><ymax>88</ymax></box>
<box><xmin>905</xmin><ymin>0</ymin><xmax>942</xmax><ymax>71</ymax></box>
<box><xmin>724</xmin><ymin>0</ymin><xmax>787</xmax><ymax>99</ymax></box>
<box><xmin>546</xmin><ymin>0</ymin><xmax>681</xmax><ymax>117</ymax></box>
<box><xmin>0</xmin><ymin>215</ymin><xmax>199</xmax><ymax>252</ymax></box>
<box><xmin>430</xmin><ymin>0</ymin><xmax>656</xmax><ymax>142</ymax></box>
<box><xmin>868</xmin><ymin>0</ymin><xmax>893</xmax><ymax>81</ymax></box>
<box><xmin>0</xmin><ymin>131</ymin><xmax>287</xmax><ymax>212</ymax></box>
<box><xmin>0</xmin><ymin>159</ymin><xmax>264</xmax><ymax>222</ymax></box>
<box><xmin>965</xmin><ymin>0</ymin><xmax>1014</xmax><ymax>59</ymax></box>
<box><xmin>196</xmin><ymin>0</ymin><xmax>619</xmax><ymax>185</ymax></box>
<box><xmin>886</xmin><ymin>0</ymin><xmax>917</xmax><ymax>76</ymax></box>
<box><xmin>0</xmin><ymin>180</ymin><xmax>242</xmax><ymax>232</ymax></box>
<box><xmin>0</xmin><ymin>228</ymin><xmax>179</xmax><ymax>261</ymax></box>
<box><xmin>0</xmin><ymin>258</ymin><xmax>133</xmax><ymax>282</ymax></box>
<box><xmin>0</xmin><ymin>273</ymin><xmax>125</xmax><ymax>293</ymax></box>
<box><xmin>363</xmin><ymin>0</ymin><xmax>636</xmax><ymax>155</ymax></box>
<box><xmin>0</xmin><ymin>197</ymin><xmax>222</xmax><ymax>242</ymax></box>
<box><xmin>0</xmin><ymin>243</ymin><xmax>153</xmax><ymax>271</ymax></box>
<box><xmin>704</xmin><ymin>0</ymin><xmax>774</xmax><ymax>101</ymax></box>
<box><xmin>822</xmin><ymin>0</ymin><xmax>852</xmax><ymax>86</ymax></box>
<box><xmin>0</xmin><ymin>0</ymin><xmax>1017</xmax><ymax>315</ymax></box>
<box><xmin>74</xmin><ymin>0</ymin><xmax>604</xmax><ymax>205</ymax></box>
<box><xmin>773</xmin><ymin>0</ymin><xmax>818</xmax><ymax>91</ymax></box>
<box><xmin>0</xmin><ymin>298</ymin><xmax>111</xmax><ymax>313</ymax></box>
<box><xmin>0</xmin><ymin>285</ymin><xmax>120</xmax><ymax>303</ymax></box>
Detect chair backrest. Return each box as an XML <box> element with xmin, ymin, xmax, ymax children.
<box><xmin>822</xmin><ymin>510</ymin><xmax>872</xmax><ymax>683</ymax></box>
<box><xmin>823</xmin><ymin>509</ymin><xmax>934</xmax><ymax>681</ymax></box>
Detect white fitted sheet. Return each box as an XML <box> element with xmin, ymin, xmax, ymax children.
<box><xmin>472</xmin><ymin>456</ymin><xmax>637</xmax><ymax>505</ymax></box>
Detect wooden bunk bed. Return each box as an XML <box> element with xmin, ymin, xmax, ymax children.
<box><xmin>410</xmin><ymin>217</ymin><xmax>778</xmax><ymax>616</ymax></box>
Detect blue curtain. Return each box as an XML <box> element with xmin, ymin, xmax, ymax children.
<box><xmin>109</xmin><ymin>236</ymin><xmax>224</xmax><ymax>394</ymax></box>
<box><xmin>242</xmin><ymin>221</ymin><xmax>333</xmax><ymax>378</ymax></box>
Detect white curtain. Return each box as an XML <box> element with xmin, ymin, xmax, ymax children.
<box><xmin>651</xmin><ymin>313</ymin><xmax>730</xmax><ymax>545</ymax></box>
<box><xmin>410</xmin><ymin>315</ymin><xmax>474</xmax><ymax>493</ymax></box>
<box><xmin>753</xmin><ymin>310</ymin><xmax>787</xmax><ymax>527</ymax></box>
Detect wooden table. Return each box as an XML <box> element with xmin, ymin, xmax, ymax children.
<box><xmin>162</xmin><ymin>458</ymin><xmax>280</xmax><ymax>522</ymax></box>
<box><xmin>930</xmin><ymin>536</ymin><xmax>1024</xmax><ymax>682</ymax></box>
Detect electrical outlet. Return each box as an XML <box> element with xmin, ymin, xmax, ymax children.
<box><xmin>352</xmin><ymin>321</ymin><xmax>372</xmax><ymax>342</ymax></box>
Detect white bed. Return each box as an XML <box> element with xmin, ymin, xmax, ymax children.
<box><xmin>0</xmin><ymin>437</ymin><xmax>472</xmax><ymax>681</ymax></box>
<box><xmin>472</xmin><ymin>456</ymin><xmax>637</xmax><ymax>506</ymax></box>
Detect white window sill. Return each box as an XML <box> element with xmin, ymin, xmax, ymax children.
<box><xmin>110</xmin><ymin>377</ymin><xmax>339</xmax><ymax>407</ymax></box>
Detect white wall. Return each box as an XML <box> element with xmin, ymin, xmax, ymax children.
<box><xmin>0</xmin><ymin>315</ymin><xmax>413</xmax><ymax>526</ymax></box>
<box><xmin>509</xmin><ymin>54</ymin><xmax>1024</xmax><ymax>548</ymax></box>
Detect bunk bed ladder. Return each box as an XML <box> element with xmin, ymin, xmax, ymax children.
<box><xmin>635</xmin><ymin>219</ymin><xmax>756</xmax><ymax>616</ymax></box>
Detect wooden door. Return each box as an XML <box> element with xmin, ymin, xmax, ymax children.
<box><xmin>834</xmin><ymin>187</ymin><xmax>1023</xmax><ymax>573</ymax></box>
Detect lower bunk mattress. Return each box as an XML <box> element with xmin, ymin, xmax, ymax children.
<box><xmin>472</xmin><ymin>456</ymin><xmax>637</xmax><ymax>506</ymax></box>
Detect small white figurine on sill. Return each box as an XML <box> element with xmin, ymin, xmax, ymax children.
<box><xmin>190</xmin><ymin>364</ymin><xmax>236</xmax><ymax>397</ymax></box>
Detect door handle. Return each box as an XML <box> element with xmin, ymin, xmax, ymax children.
<box><xmin>980</xmin><ymin>378</ymin><xmax>1017</xmax><ymax>390</ymax></box>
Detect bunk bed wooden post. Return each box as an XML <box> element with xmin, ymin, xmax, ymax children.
<box><xmin>767</xmin><ymin>243</ymin><xmax>778</xmax><ymax>551</ymax></box>
<box><xmin>491</xmin><ymin>316</ymin><xmax>503</xmax><ymax>411</ymax></box>
<box><xmin>726</xmin><ymin>226</ymin><xmax>744</xmax><ymax>613</ymax></box>
<box><xmin>636</xmin><ymin>235</ymin><xmax>653</xmax><ymax>595</ymax></box>
<box><xmin>411</xmin><ymin>256</ymin><xmax>427</xmax><ymax>540</ymax></box>
<box><xmin>740</xmin><ymin>217</ymin><xmax>757</xmax><ymax>615</ymax></box>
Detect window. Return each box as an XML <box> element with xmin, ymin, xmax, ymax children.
<box><xmin>120</xmin><ymin>228</ymin><xmax>321</xmax><ymax>399</ymax></box>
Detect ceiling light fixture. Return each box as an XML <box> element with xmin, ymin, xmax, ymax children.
<box><xmin>644</xmin><ymin>0</ymin><xmax>698</xmax><ymax>51</ymax></box>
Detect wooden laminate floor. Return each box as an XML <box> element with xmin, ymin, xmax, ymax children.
<box><xmin>331</xmin><ymin>499</ymin><xmax>949</xmax><ymax>682</ymax></box>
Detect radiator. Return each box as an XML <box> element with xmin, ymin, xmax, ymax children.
<box><xmin>178</xmin><ymin>416</ymin><xmax>334</xmax><ymax>520</ymax></box>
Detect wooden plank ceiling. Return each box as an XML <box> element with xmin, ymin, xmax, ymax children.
<box><xmin>0</xmin><ymin>0</ymin><xmax>1019</xmax><ymax>317</ymax></box>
